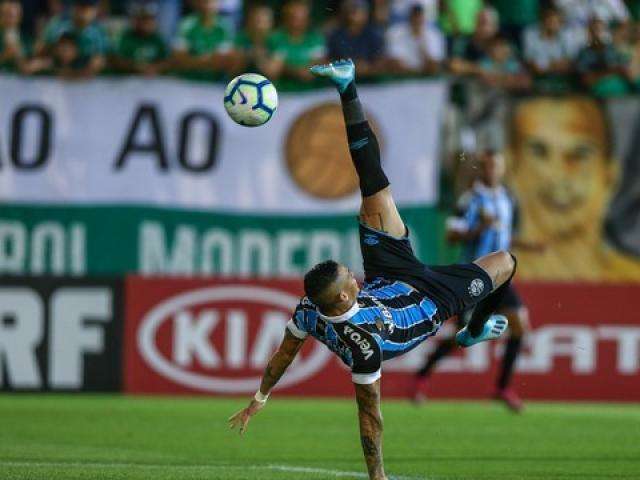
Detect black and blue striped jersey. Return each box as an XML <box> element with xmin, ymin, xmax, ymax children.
<box><xmin>448</xmin><ymin>182</ymin><xmax>518</xmax><ymax>263</ymax></box>
<box><xmin>286</xmin><ymin>278</ymin><xmax>441</xmax><ymax>384</ymax></box>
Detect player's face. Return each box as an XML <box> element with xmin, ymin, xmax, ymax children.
<box><xmin>198</xmin><ymin>0</ymin><xmax>218</xmax><ymax>16</ymax></box>
<box><xmin>284</xmin><ymin>3</ymin><xmax>309</xmax><ymax>33</ymax></box>
<box><xmin>336</xmin><ymin>265</ymin><xmax>360</xmax><ymax>305</ymax></box>
<box><xmin>510</xmin><ymin>98</ymin><xmax>612</xmax><ymax>239</ymax></box>
<box><xmin>0</xmin><ymin>2</ymin><xmax>21</xmax><ymax>29</ymax></box>
<box><xmin>482</xmin><ymin>153</ymin><xmax>506</xmax><ymax>187</ymax></box>
<box><xmin>490</xmin><ymin>41</ymin><xmax>510</xmax><ymax>63</ymax></box>
<box><xmin>73</xmin><ymin>5</ymin><xmax>97</xmax><ymax>28</ymax></box>
<box><xmin>55</xmin><ymin>39</ymin><xmax>79</xmax><ymax>64</ymax></box>
<box><xmin>346</xmin><ymin>7</ymin><xmax>368</xmax><ymax>29</ymax></box>
<box><xmin>542</xmin><ymin>12</ymin><xmax>561</xmax><ymax>35</ymax></box>
<box><xmin>476</xmin><ymin>10</ymin><xmax>497</xmax><ymax>39</ymax></box>
<box><xmin>135</xmin><ymin>15</ymin><xmax>157</xmax><ymax>35</ymax></box>
<box><xmin>248</xmin><ymin>7</ymin><xmax>273</xmax><ymax>35</ymax></box>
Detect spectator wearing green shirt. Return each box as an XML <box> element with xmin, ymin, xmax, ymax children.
<box><xmin>268</xmin><ymin>0</ymin><xmax>326</xmax><ymax>86</ymax></box>
<box><xmin>0</xmin><ymin>0</ymin><xmax>25</xmax><ymax>72</ymax></box>
<box><xmin>112</xmin><ymin>2</ymin><xmax>170</xmax><ymax>76</ymax></box>
<box><xmin>172</xmin><ymin>0</ymin><xmax>235</xmax><ymax>78</ymax></box>
<box><xmin>440</xmin><ymin>0</ymin><xmax>484</xmax><ymax>36</ymax></box>
<box><xmin>34</xmin><ymin>0</ymin><xmax>109</xmax><ymax>78</ymax></box>
<box><xmin>234</xmin><ymin>4</ymin><xmax>280</xmax><ymax>78</ymax></box>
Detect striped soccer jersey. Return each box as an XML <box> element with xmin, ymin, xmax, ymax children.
<box><xmin>451</xmin><ymin>182</ymin><xmax>517</xmax><ymax>263</ymax></box>
<box><xmin>286</xmin><ymin>278</ymin><xmax>441</xmax><ymax>385</ymax></box>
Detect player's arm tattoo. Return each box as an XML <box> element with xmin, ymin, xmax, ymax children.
<box><xmin>259</xmin><ymin>330</ymin><xmax>305</xmax><ymax>395</ymax></box>
<box><xmin>354</xmin><ymin>380</ymin><xmax>385</xmax><ymax>480</ymax></box>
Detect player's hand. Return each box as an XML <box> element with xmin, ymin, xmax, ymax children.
<box><xmin>227</xmin><ymin>399</ymin><xmax>266</xmax><ymax>435</ymax></box>
<box><xmin>480</xmin><ymin>211</ymin><xmax>497</xmax><ymax>229</ymax></box>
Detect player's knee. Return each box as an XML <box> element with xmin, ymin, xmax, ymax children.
<box><xmin>493</xmin><ymin>250</ymin><xmax>516</xmax><ymax>287</ymax></box>
<box><xmin>501</xmin><ymin>250</ymin><xmax>516</xmax><ymax>274</ymax></box>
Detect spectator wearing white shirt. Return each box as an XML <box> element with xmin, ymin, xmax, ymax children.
<box><xmin>554</xmin><ymin>0</ymin><xmax>629</xmax><ymax>27</ymax></box>
<box><xmin>523</xmin><ymin>5</ymin><xmax>584</xmax><ymax>76</ymax></box>
<box><xmin>386</xmin><ymin>3</ymin><xmax>444</xmax><ymax>75</ymax></box>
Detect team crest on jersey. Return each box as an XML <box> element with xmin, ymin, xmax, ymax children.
<box><xmin>468</xmin><ymin>278</ymin><xmax>485</xmax><ymax>297</ymax></box>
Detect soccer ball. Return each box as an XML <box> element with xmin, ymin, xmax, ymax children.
<box><xmin>223</xmin><ymin>73</ymin><xmax>278</xmax><ymax>127</ymax></box>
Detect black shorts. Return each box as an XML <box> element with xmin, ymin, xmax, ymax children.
<box><xmin>456</xmin><ymin>284</ymin><xmax>524</xmax><ymax>327</ymax></box>
<box><xmin>359</xmin><ymin>223</ymin><xmax>493</xmax><ymax>323</ymax></box>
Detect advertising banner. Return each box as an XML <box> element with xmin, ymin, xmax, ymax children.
<box><xmin>0</xmin><ymin>277</ymin><xmax>123</xmax><ymax>391</ymax></box>
<box><xmin>123</xmin><ymin>277</ymin><xmax>640</xmax><ymax>401</ymax></box>
<box><xmin>0</xmin><ymin>76</ymin><xmax>445</xmax><ymax>213</ymax></box>
<box><xmin>0</xmin><ymin>204</ymin><xmax>445</xmax><ymax>277</ymax></box>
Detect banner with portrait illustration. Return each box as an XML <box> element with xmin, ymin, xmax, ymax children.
<box><xmin>442</xmin><ymin>84</ymin><xmax>640</xmax><ymax>282</ymax></box>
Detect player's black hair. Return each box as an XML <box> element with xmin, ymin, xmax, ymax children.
<box><xmin>304</xmin><ymin>260</ymin><xmax>341</xmax><ymax>308</ymax></box>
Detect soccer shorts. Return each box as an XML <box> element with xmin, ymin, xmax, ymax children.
<box><xmin>359</xmin><ymin>223</ymin><xmax>493</xmax><ymax>323</ymax></box>
<box><xmin>456</xmin><ymin>284</ymin><xmax>524</xmax><ymax>327</ymax></box>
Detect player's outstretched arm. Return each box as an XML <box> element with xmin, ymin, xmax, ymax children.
<box><xmin>228</xmin><ymin>330</ymin><xmax>305</xmax><ymax>434</ymax></box>
<box><xmin>354</xmin><ymin>380</ymin><xmax>387</xmax><ymax>480</ymax></box>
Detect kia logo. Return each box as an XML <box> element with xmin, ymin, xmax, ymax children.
<box><xmin>137</xmin><ymin>285</ymin><xmax>331</xmax><ymax>393</ymax></box>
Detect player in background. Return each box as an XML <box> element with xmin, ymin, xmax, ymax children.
<box><xmin>229</xmin><ymin>60</ymin><xmax>516</xmax><ymax>480</ymax></box>
<box><xmin>411</xmin><ymin>150</ymin><xmax>541</xmax><ymax>412</ymax></box>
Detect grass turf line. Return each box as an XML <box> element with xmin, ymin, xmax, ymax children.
<box><xmin>0</xmin><ymin>395</ymin><xmax>638</xmax><ymax>480</ymax></box>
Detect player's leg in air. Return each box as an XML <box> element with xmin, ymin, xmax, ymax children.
<box><xmin>310</xmin><ymin>60</ymin><xmax>404</xmax><ymax>239</ymax></box>
<box><xmin>311</xmin><ymin>59</ymin><xmax>515</xmax><ymax>342</ymax></box>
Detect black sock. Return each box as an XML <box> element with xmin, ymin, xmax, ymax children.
<box><xmin>339</xmin><ymin>84</ymin><xmax>389</xmax><ymax>197</ymax></box>
<box><xmin>417</xmin><ymin>339</ymin><xmax>455</xmax><ymax>377</ymax></box>
<box><xmin>340</xmin><ymin>81</ymin><xmax>358</xmax><ymax>103</ymax></box>
<box><xmin>467</xmin><ymin>254</ymin><xmax>517</xmax><ymax>337</ymax></box>
<box><xmin>497</xmin><ymin>337</ymin><xmax>522</xmax><ymax>390</ymax></box>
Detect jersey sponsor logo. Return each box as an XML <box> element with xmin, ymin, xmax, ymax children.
<box><xmin>132</xmin><ymin>284</ymin><xmax>331</xmax><ymax>393</ymax></box>
<box><xmin>468</xmin><ymin>278</ymin><xmax>485</xmax><ymax>297</ymax></box>
<box><xmin>363</xmin><ymin>233</ymin><xmax>379</xmax><ymax>246</ymax></box>
<box><xmin>342</xmin><ymin>325</ymin><xmax>375</xmax><ymax>360</ymax></box>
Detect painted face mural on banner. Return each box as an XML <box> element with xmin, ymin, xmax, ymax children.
<box><xmin>508</xmin><ymin>97</ymin><xmax>640</xmax><ymax>281</ymax></box>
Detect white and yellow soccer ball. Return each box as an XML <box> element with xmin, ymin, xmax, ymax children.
<box><xmin>223</xmin><ymin>73</ymin><xmax>278</xmax><ymax>127</ymax></box>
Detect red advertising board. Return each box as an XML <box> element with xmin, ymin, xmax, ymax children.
<box><xmin>124</xmin><ymin>277</ymin><xmax>640</xmax><ymax>401</ymax></box>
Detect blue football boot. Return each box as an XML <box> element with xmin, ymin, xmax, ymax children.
<box><xmin>456</xmin><ymin>314</ymin><xmax>509</xmax><ymax>347</ymax></box>
<box><xmin>310</xmin><ymin>58</ymin><xmax>356</xmax><ymax>93</ymax></box>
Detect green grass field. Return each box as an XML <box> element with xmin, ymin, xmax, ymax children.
<box><xmin>0</xmin><ymin>395</ymin><xmax>638</xmax><ymax>480</ymax></box>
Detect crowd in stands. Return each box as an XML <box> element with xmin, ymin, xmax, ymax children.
<box><xmin>2</xmin><ymin>0</ymin><xmax>640</xmax><ymax>95</ymax></box>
